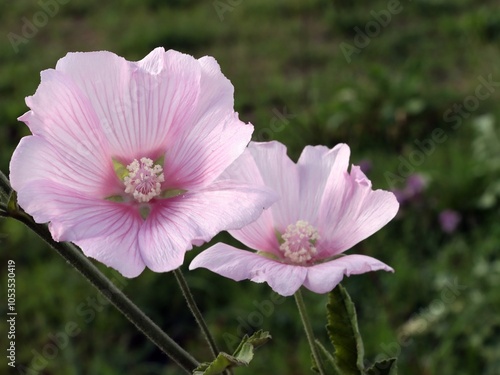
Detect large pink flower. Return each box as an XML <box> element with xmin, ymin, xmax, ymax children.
<box><xmin>190</xmin><ymin>142</ymin><xmax>399</xmax><ymax>296</ymax></box>
<box><xmin>10</xmin><ymin>48</ymin><xmax>276</xmax><ymax>277</ymax></box>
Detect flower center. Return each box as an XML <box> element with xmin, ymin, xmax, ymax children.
<box><xmin>279</xmin><ymin>220</ymin><xmax>320</xmax><ymax>265</ymax></box>
<box><xmin>124</xmin><ymin>157</ymin><xmax>164</xmax><ymax>203</ymax></box>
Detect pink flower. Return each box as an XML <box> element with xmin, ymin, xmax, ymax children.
<box><xmin>10</xmin><ymin>48</ymin><xmax>276</xmax><ymax>277</ymax></box>
<box><xmin>190</xmin><ymin>142</ymin><xmax>399</xmax><ymax>296</ymax></box>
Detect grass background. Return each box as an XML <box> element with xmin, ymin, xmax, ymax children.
<box><xmin>1</xmin><ymin>0</ymin><xmax>500</xmax><ymax>374</ymax></box>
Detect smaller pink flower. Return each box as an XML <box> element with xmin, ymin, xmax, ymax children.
<box><xmin>190</xmin><ymin>141</ymin><xmax>399</xmax><ymax>296</ymax></box>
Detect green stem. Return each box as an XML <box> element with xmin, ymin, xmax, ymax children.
<box><xmin>10</xmin><ymin>209</ymin><xmax>199</xmax><ymax>374</ymax></box>
<box><xmin>294</xmin><ymin>289</ymin><xmax>327</xmax><ymax>375</ymax></box>
<box><xmin>0</xmin><ymin>170</ymin><xmax>12</xmax><ymax>199</ymax></box>
<box><xmin>173</xmin><ymin>269</ymin><xmax>220</xmax><ymax>359</ymax></box>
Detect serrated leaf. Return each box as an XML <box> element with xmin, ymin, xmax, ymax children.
<box><xmin>193</xmin><ymin>330</ymin><xmax>271</xmax><ymax>375</ymax></box>
<box><xmin>366</xmin><ymin>358</ymin><xmax>397</xmax><ymax>375</ymax></box>
<box><xmin>326</xmin><ymin>284</ymin><xmax>365</xmax><ymax>375</ymax></box>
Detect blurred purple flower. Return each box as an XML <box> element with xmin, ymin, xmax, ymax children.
<box><xmin>406</xmin><ymin>174</ymin><xmax>426</xmax><ymax>196</ymax></box>
<box><xmin>392</xmin><ymin>173</ymin><xmax>427</xmax><ymax>205</ymax></box>
<box><xmin>439</xmin><ymin>209</ymin><xmax>461</xmax><ymax>234</ymax></box>
<box><xmin>357</xmin><ymin>159</ymin><xmax>372</xmax><ymax>175</ymax></box>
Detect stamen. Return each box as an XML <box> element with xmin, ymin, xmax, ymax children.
<box><xmin>123</xmin><ymin>157</ymin><xmax>164</xmax><ymax>203</ymax></box>
<box><xmin>279</xmin><ymin>220</ymin><xmax>320</xmax><ymax>264</ymax></box>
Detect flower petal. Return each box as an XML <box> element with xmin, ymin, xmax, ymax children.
<box><xmin>139</xmin><ymin>180</ymin><xmax>277</xmax><ymax>272</ymax></box>
<box><xmin>13</xmin><ymin>180</ymin><xmax>145</xmax><ymax>277</ymax></box>
<box><xmin>225</xmin><ymin>141</ymin><xmax>299</xmax><ymax>232</ymax></box>
<box><xmin>219</xmin><ymin>147</ymin><xmax>279</xmax><ymax>254</ymax></box>
<box><xmin>17</xmin><ymin>70</ymin><xmax>112</xmax><ymax>189</ymax></box>
<box><xmin>10</xmin><ymin>136</ymin><xmax>116</xmax><ymax>197</ymax></box>
<box><xmin>318</xmin><ymin>165</ymin><xmax>399</xmax><ymax>257</ymax></box>
<box><xmin>162</xmin><ymin>56</ymin><xmax>253</xmax><ymax>190</ymax></box>
<box><xmin>190</xmin><ymin>244</ymin><xmax>307</xmax><ymax>296</ymax></box>
<box><xmin>74</xmin><ymin>227</ymin><xmax>145</xmax><ymax>278</ymax></box>
<box><xmin>297</xmin><ymin>144</ymin><xmax>350</xmax><ymax>225</ymax></box>
<box><xmin>55</xmin><ymin>48</ymin><xmax>201</xmax><ymax>161</ymax></box>
<box><xmin>303</xmin><ymin>254</ymin><xmax>393</xmax><ymax>294</ymax></box>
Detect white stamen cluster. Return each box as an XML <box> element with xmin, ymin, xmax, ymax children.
<box><xmin>124</xmin><ymin>157</ymin><xmax>164</xmax><ymax>203</ymax></box>
<box><xmin>279</xmin><ymin>220</ymin><xmax>320</xmax><ymax>264</ymax></box>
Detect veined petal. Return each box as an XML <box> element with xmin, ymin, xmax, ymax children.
<box><xmin>14</xmin><ymin>180</ymin><xmax>145</xmax><ymax>277</ymax></box>
<box><xmin>318</xmin><ymin>165</ymin><xmax>399</xmax><ymax>257</ymax></box>
<box><xmin>14</xmin><ymin>180</ymin><xmax>141</xmax><ymax>242</ymax></box>
<box><xmin>138</xmin><ymin>180</ymin><xmax>277</xmax><ymax>272</ymax></box>
<box><xmin>74</xmin><ymin>223</ymin><xmax>145</xmax><ymax>278</ymax></box>
<box><xmin>190</xmin><ymin>244</ymin><xmax>307</xmax><ymax>296</ymax></box>
<box><xmin>162</xmin><ymin>56</ymin><xmax>253</xmax><ymax>190</ymax></box>
<box><xmin>55</xmin><ymin>48</ymin><xmax>201</xmax><ymax>161</ymax></box>
<box><xmin>18</xmin><ymin>69</ymin><xmax>111</xmax><ymax>185</ymax></box>
<box><xmin>10</xmin><ymin>136</ymin><xmax>117</xmax><ymax>197</ymax></box>
<box><xmin>303</xmin><ymin>254</ymin><xmax>394</xmax><ymax>294</ymax></box>
<box><xmin>221</xmin><ymin>148</ymin><xmax>280</xmax><ymax>255</ymax></box>
<box><xmin>297</xmin><ymin>144</ymin><xmax>350</xmax><ymax>225</ymax></box>
<box><xmin>224</xmin><ymin>142</ymin><xmax>300</xmax><ymax>232</ymax></box>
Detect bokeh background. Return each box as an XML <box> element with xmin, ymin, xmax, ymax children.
<box><xmin>1</xmin><ymin>0</ymin><xmax>500</xmax><ymax>374</ymax></box>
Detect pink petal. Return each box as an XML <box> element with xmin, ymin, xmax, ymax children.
<box><xmin>74</xmin><ymin>225</ymin><xmax>145</xmax><ymax>278</ymax></box>
<box><xmin>13</xmin><ymin>180</ymin><xmax>140</xmax><ymax>241</ymax></box>
<box><xmin>17</xmin><ymin>70</ymin><xmax>112</xmax><ymax>189</ymax></box>
<box><xmin>138</xmin><ymin>180</ymin><xmax>277</xmax><ymax>272</ymax></box>
<box><xmin>162</xmin><ymin>56</ymin><xmax>253</xmax><ymax>190</ymax></box>
<box><xmin>303</xmin><ymin>255</ymin><xmax>394</xmax><ymax>294</ymax></box>
<box><xmin>55</xmin><ymin>48</ymin><xmax>201</xmax><ymax>161</ymax></box>
<box><xmin>318</xmin><ymin>165</ymin><xmax>399</xmax><ymax>257</ymax></box>
<box><xmin>190</xmin><ymin>244</ymin><xmax>307</xmax><ymax>296</ymax></box>
<box><xmin>297</xmin><ymin>144</ymin><xmax>350</xmax><ymax>225</ymax></box>
<box><xmin>10</xmin><ymin>136</ymin><xmax>116</xmax><ymax>198</ymax></box>
<box><xmin>225</xmin><ymin>142</ymin><xmax>300</xmax><ymax>232</ymax></box>
<box><xmin>13</xmin><ymin>180</ymin><xmax>145</xmax><ymax>277</ymax></box>
<box><xmin>220</xmin><ymin>148</ymin><xmax>280</xmax><ymax>255</ymax></box>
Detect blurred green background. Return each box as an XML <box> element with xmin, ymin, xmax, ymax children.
<box><xmin>1</xmin><ymin>0</ymin><xmax>500</xmax><ymax>374</ymax></box>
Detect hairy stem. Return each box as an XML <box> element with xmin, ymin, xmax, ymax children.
<box><xmin>294</xmin><ymin>289</ymin><xmax>327</xmax><ymax>375</ymax></box>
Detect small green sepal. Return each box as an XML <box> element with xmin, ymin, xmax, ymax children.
<box><xmin>105</xmin><ymin>195</ymin><xmax>125</xmax><ymax>202</ymax></box>
<box><xmin>154</xmin><ymin>154</ymin><xmax>165</xmax><ymax>167</ymax></box>
<box><xmin>256</xmin><ymin>251</ymin><xmax>280</xmax><ymax>261</ymax></box>
<box><xmin>112</xmin><ymin>159</ymin><xmax>129</xmax><ymax>180</ymax></box>
<box><xmin>160</xmin><ymin>189</ymin><xmax>186</xmax><ymax>199</ymax></box>
<box><xmin>139</xmin><ymin>205</ymin><xmax>150</xmax><ymax>220</ymax></box>
<box><xmin>193</xmin><ymin>330</ymin><xmax>271</xmax><ymax>375</ymax></box>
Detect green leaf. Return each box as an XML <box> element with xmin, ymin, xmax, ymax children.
<box><xmin>193</xmin><ymin>330</ymin><xmax>271</xmax><ymax>375</ymax></box>
<box><xmin>326</xmin><ymin>284</ymin><xmax>365</xmax><ymax>375</ymax></box>
<box><xmin>366</xmin><ymin>358</ymin><xmax>397</xmax><ymax>375</ymax></box>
